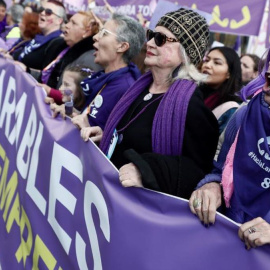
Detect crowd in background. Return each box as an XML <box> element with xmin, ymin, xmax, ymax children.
<box><xmin>0</xmin><ymin>0</ymin><xmax>269</xmax><ymax>252</ymax></box>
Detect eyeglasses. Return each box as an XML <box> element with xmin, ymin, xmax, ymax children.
<box><xmin>38</xmin><ymin>7</ymin><xmax>61</xmax><ymax>18</ymax></box>
<box><xmin>98</xmin><ymin>28</ymin><xmax>118</xmax><ymax>38</ymax></box>
<box><xmin>146</xmin><ymin>29</ymin><xmax>178</xmax><ymax>47</ymax></box>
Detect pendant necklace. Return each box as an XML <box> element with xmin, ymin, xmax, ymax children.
<box><xmin>143</xmin><ymin>92</ymin><xmax>153</xmax><ymax>101</ymax></box>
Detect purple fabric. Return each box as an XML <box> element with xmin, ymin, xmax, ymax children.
<box><xmin>18</xmin><ymin>30</ymin><xmax>62</xmax><ymax>60</ymax></box>
<box><xmin>8</xmin><ymin>38</ymin><xmax>30</xmax><ymax>56</ymax></box>
<box><xmin>234</xmin><ymin>92</ymin><xmax>270</xmax><ymax>220</ymax></box>
<box><xmin>81</xmin><ymin>63</ymin><xmax>141</xmax><ymax>130</ymax></box>
<box><xmin>95</xmin><ymin>0</ymin><xmax>266</xmax><ymax>36</ymax></box>
<box><xmin>0</xmin><ymin>24</ymin><xmax>17</xmax><ymax>40</ymax></box>
<box><xmin>81</xmin><ymin>63</ymin><xmax>140</xmax><ymax>103</ymax></box>
<box><xmin>0</xmin><ymin>16</ymin><xmax>7</xmax><ymax>35</ymax></box>
<box><xmin>0</xmin><ymin>58</ymin><xmax>270</xmax><ymax>269</ymax></box>
<box><xmin>100</xmin><ymin>71</ymin><xmax>196</xmax><ymax>155</ymax></box>
<box><xmin>41</xmin><ymin>47</ymin><xmax>70</xmax><ymax>84</ymax></box>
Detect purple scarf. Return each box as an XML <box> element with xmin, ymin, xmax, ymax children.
<box><xmin>18</xmin><ymin>30</ymin><xmax>62</xmax><ymax>60</ymax></box>
<box><xmin>100</xmin><ymin>71</ymin><xmax>197</xmax><ymax>156</ymax></box>
<box><xmin>41</xmin><ymin>47</ymin><xmax>70</xmax><ymax>84</ymax></box>
<box><xmin>234</xmin><ymin>92</ymin><xmax>270</xmax><ymax>220</ymax></box>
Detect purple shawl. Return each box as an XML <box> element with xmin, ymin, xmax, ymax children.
<box><xmin>100</xmin><ymin>71</ymin><xmax>197</xmax><ymax>156</ymax></box>
<box><xmin>234</xmin><ymin>92</ymin><xmax>270</xmax><ymax>220</ymax></box>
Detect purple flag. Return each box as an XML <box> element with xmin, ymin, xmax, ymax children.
<box><xmin>0</xmin><ymin>57</ymin><xmax>269</xmax><ymax>269</ymax></box>
<box><xmin>94</xmin><ymin>0</ymin><xmax>267</xmax><ymax>36</ymax></box>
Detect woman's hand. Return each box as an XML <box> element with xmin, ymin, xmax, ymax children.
<box><xmin>80</xmin><ymin>126</ymin><xmax>103</xmax><ymax>143</ymax></box>
<box><xmin>71</xmin><ymin>114</ymin><xmax>90</xmax><ymax>129</ymax></box>
<box><xmin>119</xmin><ymin>163</ymin><xmax>143</xmax><ymax>188</ymax></box>
<box><xmin>239</xmin><ymin>217</ymin><xmax>270</xmax><ymax>250</ymax></box>
<box><xmin>189</xmin><ymin>182</ymin><xmax>222</xmax><ymax>225</ymax></box>
<box><xmin>44</xmin><ymin>97</ymin><xmax>55</xmax><ymax>104</ymax></box>
<box><xmin>13</xmin><ymin>61</ymin><xmax>27</xmax><ymax>71</ymax></box>
<box><xmin>50</xmin><ymin>103</ymin><xmax>66</xmax><ymax>119</ymax></box>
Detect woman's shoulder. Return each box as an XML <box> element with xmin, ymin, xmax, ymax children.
<box><xmin>212</xmin><ymin>101</ymin><xmax>240</xmax><ymax>120</ymax></box>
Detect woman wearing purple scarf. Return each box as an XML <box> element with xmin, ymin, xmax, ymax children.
<box><xmin>81</xmin><ymin>8</ymin><xmax>219</xmax><ymax>199</ymax></box>
<box><xmin>189</xmin><ymin>50</ymin><xmax>270</xmax><ymax>250</ymax></box>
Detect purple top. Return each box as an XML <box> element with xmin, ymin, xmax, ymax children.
<box><xmin>197</xmin><ymin>93</ymin><xmax>270</xmax><ymax>223</ymax></box>
<box><xmin>81</xmin><ymin>63</ymin><xmax>141</xmax><ymax>130</ymax></box>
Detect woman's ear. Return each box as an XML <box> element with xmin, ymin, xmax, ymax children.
<box><xmin>252</xmin><ymin>71</ymin><xmax>259</xmax><ymax>79</ymax></box>
<box><xmin>82</xmin><ymin>27</ymin><xmax>92</xmax><ymax>38</ymax></box>
<box><xmin>117</xmin><ymin>42</ymin><xmax>130</xmax><ymax>53</ymax></box>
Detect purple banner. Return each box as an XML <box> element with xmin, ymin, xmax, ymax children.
<box><xmin>94</xmin><ymin>0</ymin><xmax>267</xmax><ymax>36</ymax></box>
<box><xmin>0</xmin><ymin>57</ymin><xmax>269</xmax><ymax>269</ymax></box>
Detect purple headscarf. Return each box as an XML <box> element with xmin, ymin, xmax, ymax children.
<box><xmin>100</xmin><ymin>71</ymin><xmax>197</xmax><ymax>156</ymax></box>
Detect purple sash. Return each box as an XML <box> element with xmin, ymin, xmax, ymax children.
<box><xmin>18</xmin><ymin>30</ymin><xmax>62</xmax><ymax>60</ymax></box>
<box><xmin>234</xmin><ymin>92</ymin><xmax>270</xmax><ymax>220</ymax></box>
<box><xmin>41</xmin><ymin>47</ymin><xmax>69</xmax><ymax>84</ymax></box>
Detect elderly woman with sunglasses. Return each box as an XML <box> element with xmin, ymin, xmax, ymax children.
<box><xmin>80</xmin><ymin>8</ymin><xmax>219</xmax><ymax>199</ymax></box>
<box><xmin>12</xmin><ymin>0</ymin><xmax>67</xmax><ymax>73</ymax></box>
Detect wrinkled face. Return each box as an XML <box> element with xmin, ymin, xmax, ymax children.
<box><xmin>92</xmin><ymin>20</ymin><xmax>121</xmax><ymax>70</ymax></box>
<box><xmin>241</xmin><ymin>55</ymin><xmax>257</xmax><ymax>83</ymax></box>
<box><xmin>38</xmin><ymin>2</ymin><xmax>61</xmax><ymax>33</ymax></box>
<box><xmin>144</xmin><ymin>26</ymin><xmax>182</xmax><ymax>71</ymax></box>
<box><xmin>201</xmin><ymin>49</ymin><xmax>230</xmax><ymax>89</ymax></box>
<box><xmin>64</xmin><ymin>13</ymin><xmax>87</xmax><ymax>47</ymax></box>
<box><xmin>59</xmin><ymin>71</ymin><xmax>79</xmax><ymax>103</ymax></box>
<box><xmin>0</xmin><ymin>6</ymin><xmax>6</xmax><ymax>22</ymax></box>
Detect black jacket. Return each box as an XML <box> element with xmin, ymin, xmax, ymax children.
<box><xmin>113</xmin><ymin>87</ymin><xmax>219</xmax><ymax>199</ymax></box>
<box><xmin>13</xmin><ymin>37</ymin><xmax>67</xmax><ymax>71</ymax></box>
<box><xmin>46</xmin><ymin>35</ymin><xmax>95</xmax><ymax>89</ymax></box>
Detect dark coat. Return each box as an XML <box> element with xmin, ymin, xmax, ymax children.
<box><xmin>46</xmin><ymin>35</ymin><xmax>96</xmax><ymax>89</ymax></box>
<box><xmin>13</xmin><ymin>36</ymin><xmax>67</xmax><ymax>71</ymax></box>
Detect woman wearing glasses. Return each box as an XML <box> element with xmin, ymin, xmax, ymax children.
<box><xmin>70</xmin><ymin>13</ymin><xmax>145</xmax><ymax>130</ymax></box>
<box><xmin>80</xmin><ymin>8</ymin><xmax>219</xmax><ymax>199</ymax></box>
<box><xmin>12</xmin><ymin>0</ymin><xmax>66</xmax><ymax>73</ymax></box>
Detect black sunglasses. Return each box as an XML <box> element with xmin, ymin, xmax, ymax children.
<box><xmin>38</xmin><ymin>7</ymin><xmax>61</xmax><ymax>17</ymax></box>
<box><xmin>146</xmin><ymin>29</ymin><xmax>178</xmax><ymax>47</ymax></box>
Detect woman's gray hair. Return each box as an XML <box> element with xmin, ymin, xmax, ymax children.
<box><xmin>8</xmin><ymin>4</ymin><xmax>24</xmax><ymax>24</ymax></box>
<box><xmin>170</xmin><ymin>43</ymin><xmax>207</xmax><ymax>85</ymax></box>
<box><xmin>56</xmin><ymin>5</ymin><xmax>67</xmax><ymax>23</ymax></box>
<box><xmin>112</xmin><ymin>13</ymin><xmax>145</xmax><ymax>64</ymax></box>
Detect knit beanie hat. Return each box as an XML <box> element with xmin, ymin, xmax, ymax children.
<box><xmin>156</xmin><ymin>8</ymin><xmax>209</xmax><ymax>66</ymax></box>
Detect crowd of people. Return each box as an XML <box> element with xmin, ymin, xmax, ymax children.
<box><xmin>0</xmin><ymin>0</ymin><xmax>269</xmax><ymax>252</ymax></box>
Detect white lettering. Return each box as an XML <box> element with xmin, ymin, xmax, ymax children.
<box><xmin>16</xmin><ymin>105</ymin><xmax>37</xmax><ymax>179</ymax></box>
<box><xmin>48</xmin><ymin>143</ymin><xmax>83</xmax><ymax>254</ymax></box>
<box><xmin>0</xmin><ymin>76</ymin><xmax>16</xmax><ymax>143</ymax></box>
<box><xmin>84</xmin><ymin>181</ymin><xmax>110</xmax><ymax>270</ymax></box>
<box><xmin>26</xmin><ymin>122</ymin><xmax>45</xmax><ymax>215</ymax></box>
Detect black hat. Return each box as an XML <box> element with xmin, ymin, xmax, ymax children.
<box><xmin>156</xmin><ymin>8</ymin><xmax>209</xmax><ymax>66</ymax></box>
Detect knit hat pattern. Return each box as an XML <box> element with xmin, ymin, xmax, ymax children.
<box><xmin>156</xmin><ymin>8</ymin><xmax>209</xmax><ymax>66</ymax></box>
